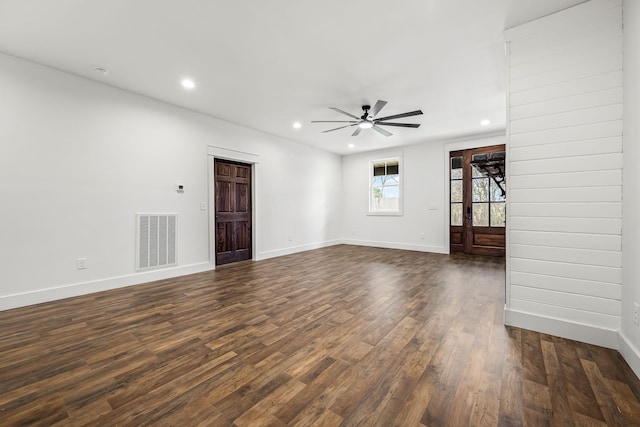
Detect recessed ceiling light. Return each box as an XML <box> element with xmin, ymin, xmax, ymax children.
<box><xmin>92</xmin><ymin>66</ymin><xmax>109</xmax><ymax>76</ymax></box>
<box><xmin>348</xmin><ymin>144</ymin><xmax>355</xmax><ymax>148</ymax></box>
<box><xmin>480</xmin><ymin>119</ymin><xmax>491</xmax><ymax>126</ymax></box>
<box><xmin>293</xmin><ymin>122</ymin><xmax>302</xmax><ymax>129</ymax></box>
<box><xmin>181</xmin><ymin>79</ymin><xmax>195</xmax><ymax>89</ymax></box>
<box><xmin>359</xmin><ymin>121</ymin><xmax>373</xmax><ymax>129</ymax></box>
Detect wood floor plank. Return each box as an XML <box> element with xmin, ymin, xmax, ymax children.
<box><xmin>498</xmin><ymin>326</ymin><xmax>524</xmax><ymax>426</ymax></box>
<box><xmin>541</xmin><ymin>338</ymin><xmax>576</xmax><ymax>427</ymax></box>
<box><xmin>0</xmin><ymin>245</ymin><xmax>639</xmax><ymax>426</ymax></box>
<box><xmin>580</xmin><ymin>359</ymin><xmax>627</xmax><ymax>427</ymax></box>
<box><xmin>553</xmin><ymin>336</ymin><xmax>606</xmax><ymax>422</ymax></box>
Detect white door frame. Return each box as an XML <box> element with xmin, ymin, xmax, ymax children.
<box><xmin>442</xmin><ymin>135</ymin><xmax>506</xmax><ymax>254</ymax></box>
<box><xmin>207</xmin><ymin>145</ymin><xmax>259</xmax><ymax>268</ymax></box>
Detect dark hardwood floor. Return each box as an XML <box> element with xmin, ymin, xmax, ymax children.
<box><xmin>1</xmin><ymin>245</ymin><xmax>639</xmax><ymax>426</ymax></box>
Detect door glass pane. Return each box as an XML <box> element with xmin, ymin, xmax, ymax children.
<box><xmin>490</xmin><ymin>179</ymin><xmax>505</xmax><ymax>202</ymax></box>
<box><xmin>451</xmin><ymin>203</ymin><xmax>462</xmax><ymax>226</ymax></box>
<box><xmin>472</xmin><ymin>178</ymin><xmax>489</xmax><ymax>202</ymax></box>
<box><xmin>451</xmin><ymin>157</ymin><xmax>462</xmax><ymax>179</ymax></box>
<box><xmin>491</xmin><ymin>203</ymin><xmax>506</xmax><ymax>227</ymax></box>
<box><xmin>473</xmin><ymin>203</ymin><xmax>489</xmax><ymax>226</ymax></box>
<box><xmin>472</xmin><ymin>165</ymin><xmax>485</xmax><ymax>178</ymax></box>
<box><xmin>451</xmin><ymin>180</ymin><xmax>463</xmax><ymax>203</ymax></box>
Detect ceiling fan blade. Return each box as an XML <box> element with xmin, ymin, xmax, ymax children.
<box><xmin>311</xmin><ymin>120</ymin><xmax>359</xmax><ymax>123</ymax></box>
<box><xmin>329</xmin><ymin>107</ymin><xmax>360</xmax><ymax>120</ymax></box>
<box><xmin>375</xmin><ymin>122</ymin><xmax>421</xmax><ymax>128</ymax></box>
<box><xmin>372</xmin><ymin>125</ymin><xmax>393</xmax><ymax>137</ymax></box>
<box><xmin>375</xmin><ymin>110</ymin><xmax>423</xmax><ymax>122</ymax></box>
<box><xmin>369</xmin><ymin>100</ymin><xmax>388</xmax><ymax>118</ymax></box>
<box><xmin>322</xmin><ymin>124</ymin><xmax>358</xmax><ymax>133</ymax></box>
<box><xmin>351</xmin><ymin>127</ymin><xmax>362</xmax><ymax>136</ymax></box>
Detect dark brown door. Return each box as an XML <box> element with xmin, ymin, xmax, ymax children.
<box><xmin>214</xmin><ymin>159</ymin><xmax>252</xmax><ymax>265</ymax></box>
<box><xmin>450</xmin><ymin>145</ymin><xmax>506</xmax><ymax>257</ymax></box>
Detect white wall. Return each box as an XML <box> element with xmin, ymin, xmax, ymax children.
<box><xmin>341</xmin><ymin>135</ymin><xmax>504</xmax><ymax>253</ymax></box>
<box><xmin>0</xmin><ymin>52</ymin><xmax>341</xmax><ymax>310</ymax></box>
<box><xmin>621</xmin><ymin>0</ymin><xmax>640</xmax><ymax>376</ymax></box>
<box><xmin>504</xmin><ymin>0</ymin><xmax>624</xmax><ymax>349</ymax></box>
<box><xmin>342</xmin><ymin>143</ymin><xmax>445</xmax><ymax>253</ymax></box>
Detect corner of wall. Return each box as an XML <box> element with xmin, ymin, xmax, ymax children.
<box><xmin>256</xmin><ymin>239</ymin><xmax>343</xmax><ymax>261</ymax></box>
<box><xmin>341</xmin><ymin>239</ymin><xmax>447</xmax><ymax>254</ymax></box>
<box><xmin>619</xmin><ymin>331</ymin><xmax>640</xmax><ymax>379</ymax></box>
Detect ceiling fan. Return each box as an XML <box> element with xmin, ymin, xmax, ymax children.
<box><xmin>311</xmin><ymin>100</ymin><xmax>423</xmax><ymax>137</ymax></box>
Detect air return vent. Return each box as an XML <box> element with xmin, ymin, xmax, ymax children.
<box><xmin>136</xmin><ymin>214</ymin><xmax>178</xmax><ymax>271</ymax></box>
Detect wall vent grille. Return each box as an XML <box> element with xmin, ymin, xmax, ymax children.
<box><xmin>136</xmin><ymin>213</ymin><xmax>178</xmax><ymax>271</ymax></box>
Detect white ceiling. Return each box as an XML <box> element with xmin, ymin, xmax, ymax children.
<box><xmin>0</xmin><ymin>0</ymin><xmax>586</xmax><ymax>155</ymax></box>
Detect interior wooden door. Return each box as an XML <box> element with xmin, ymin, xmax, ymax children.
<box><xmin>214</xmin><ymin>159</ymin><xmax>252</xmax><ymax>265</ymax></box>
<box><xmin>450</xmin><ymin>145</ymin><xmax>506</xmax><ymax>257</ymax></box>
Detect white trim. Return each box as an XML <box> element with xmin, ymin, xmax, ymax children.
<box><xmin>207</xmin><ymin>145</ymin><xmax>260</xmax><ymax>164</ymax></box>
<box><xmin>505</xmin><ymin>40</ymin><xmax>513</xmax><ymax>312</ymax></box>
<box><xmin>256</xmin><ymin>240</ymin><xmax>342</xmax><ymax>260</ymax></box>
<box><xmin>504</xmin><ymin>307</ymin><xmax>619</xmax><ymax>349</ymax></box>
<box><xmin>342</xmin><ymin>238</ymin><xmax>448</xmax><ymax>254</ymax></box>
<box><xmin>443</xmin><ymin>135</ymin><xmax>506</xmax><ymax>153</ymax></box>
<box><xmin>618</xmin><ymin>331</ymin><xmax>640</xmax><ymax>380</ymax></box>
<box><xmin>208</xmin><ymin>146</ymin><xmax>259</xmax><ymax>267</ymax></box>
<box><xmin>207</xmin><ymin>155</ymin><xmax>216</xmax><ymax>266</ymax></box>
<box><xmin>0</xmin><ymin>261</ymin><xmax>213</xmax><ymax>311</ymax></box>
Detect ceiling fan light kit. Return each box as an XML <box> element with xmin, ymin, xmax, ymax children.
<box><xmin>311</xmin><ymin>100</ymin><xmax>423</xmax><ymax>137</ymax></box>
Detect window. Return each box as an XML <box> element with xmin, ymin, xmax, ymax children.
<box><xmin>471</xmin><ymin>152</ymin><xmax>505</xmax><ymax>227</ymax></box>
<box><xmin>369</xmin><ymin>158</ymin><xmax>401</xmax><ymax>214</ymax></box>
<box><xmin>450</xmin><ymin>156</ymin><xmax>463</xmax><ymax>226</ymax></box>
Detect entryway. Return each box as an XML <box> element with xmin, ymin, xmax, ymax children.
<box><xmin>214</xmin><ymin>159</ymin><xmax>252</xmax><ymax>265</ymax></box>
<box><xmin>449</xmin><ymin>144</ymin><xmax>506</xmax><ymax>256</ymax></box>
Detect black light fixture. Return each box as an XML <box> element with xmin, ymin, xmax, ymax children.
<box><xmin>471</xmin><ymin>152</ymin><xmax>506</xmax><ymax>197</ymax></box>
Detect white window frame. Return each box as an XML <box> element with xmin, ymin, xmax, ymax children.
<box><xmin>368</xmin><ymin>156</ymin><xmax>403</xmax><ymax>216</ymax></box>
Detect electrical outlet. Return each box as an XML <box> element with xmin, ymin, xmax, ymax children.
<box><xmin>200</xmin><ymin>202</ymin><xmax>206</xmax><ymax>211</ymax></box>
<box><xmin>633</xmin><ymin>302</ymin><xmax>639</xmax><ymax>326</ymax></box>
<box><xmin>420</xmin><ymin>233</ymin><xmax>425</xmax><ymax>240</ymax></box>
<box><xmin>288</xmin><ymin>235</ymin><xmax>293</xmax><ymax>242</ymax></box>
<box><xmin>76</xmin><ymin>258</ymin><xmax>87</xmax><ymax>270</ymax></box>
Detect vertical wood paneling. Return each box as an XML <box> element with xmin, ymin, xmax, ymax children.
<box><xmin>505</xmin><ymin>0</ymin><xmax>623</xmax><ymax>329</ymax></box>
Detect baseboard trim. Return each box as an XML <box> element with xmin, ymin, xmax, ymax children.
<box><xmin>341</xmin><ymin>239</ymin><xmax>448</xmax><ymax>254</ymax></box>
<box><xmin>504</xmin><ymin>307</ymin><xmax>619</xmax><ymax>350</ymax></box>
<box><xmin>256</xmin><ymin>239</ymin><xmax>342</xmax><ymax>261</ymax></box>
<box><xmin>0</xmin><ymin>261</ymin><xmax>215</xmax><ymax>311</ymax></box>
<box><xmin>618</xmin><ymin>331</ymin><xmax>640</xmax><ymax>380</ymax></box>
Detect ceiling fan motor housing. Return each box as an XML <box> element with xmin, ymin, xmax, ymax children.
<box><xmin>361</xmin><ymin>105</ymin><xmax>371</xmax><ymax>120</ymax></box>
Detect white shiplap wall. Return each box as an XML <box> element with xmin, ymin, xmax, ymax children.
<box><xmin>504</xmin><ymin>0</ymin><xmax>623</xmax><ymax>346</ymax></box>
